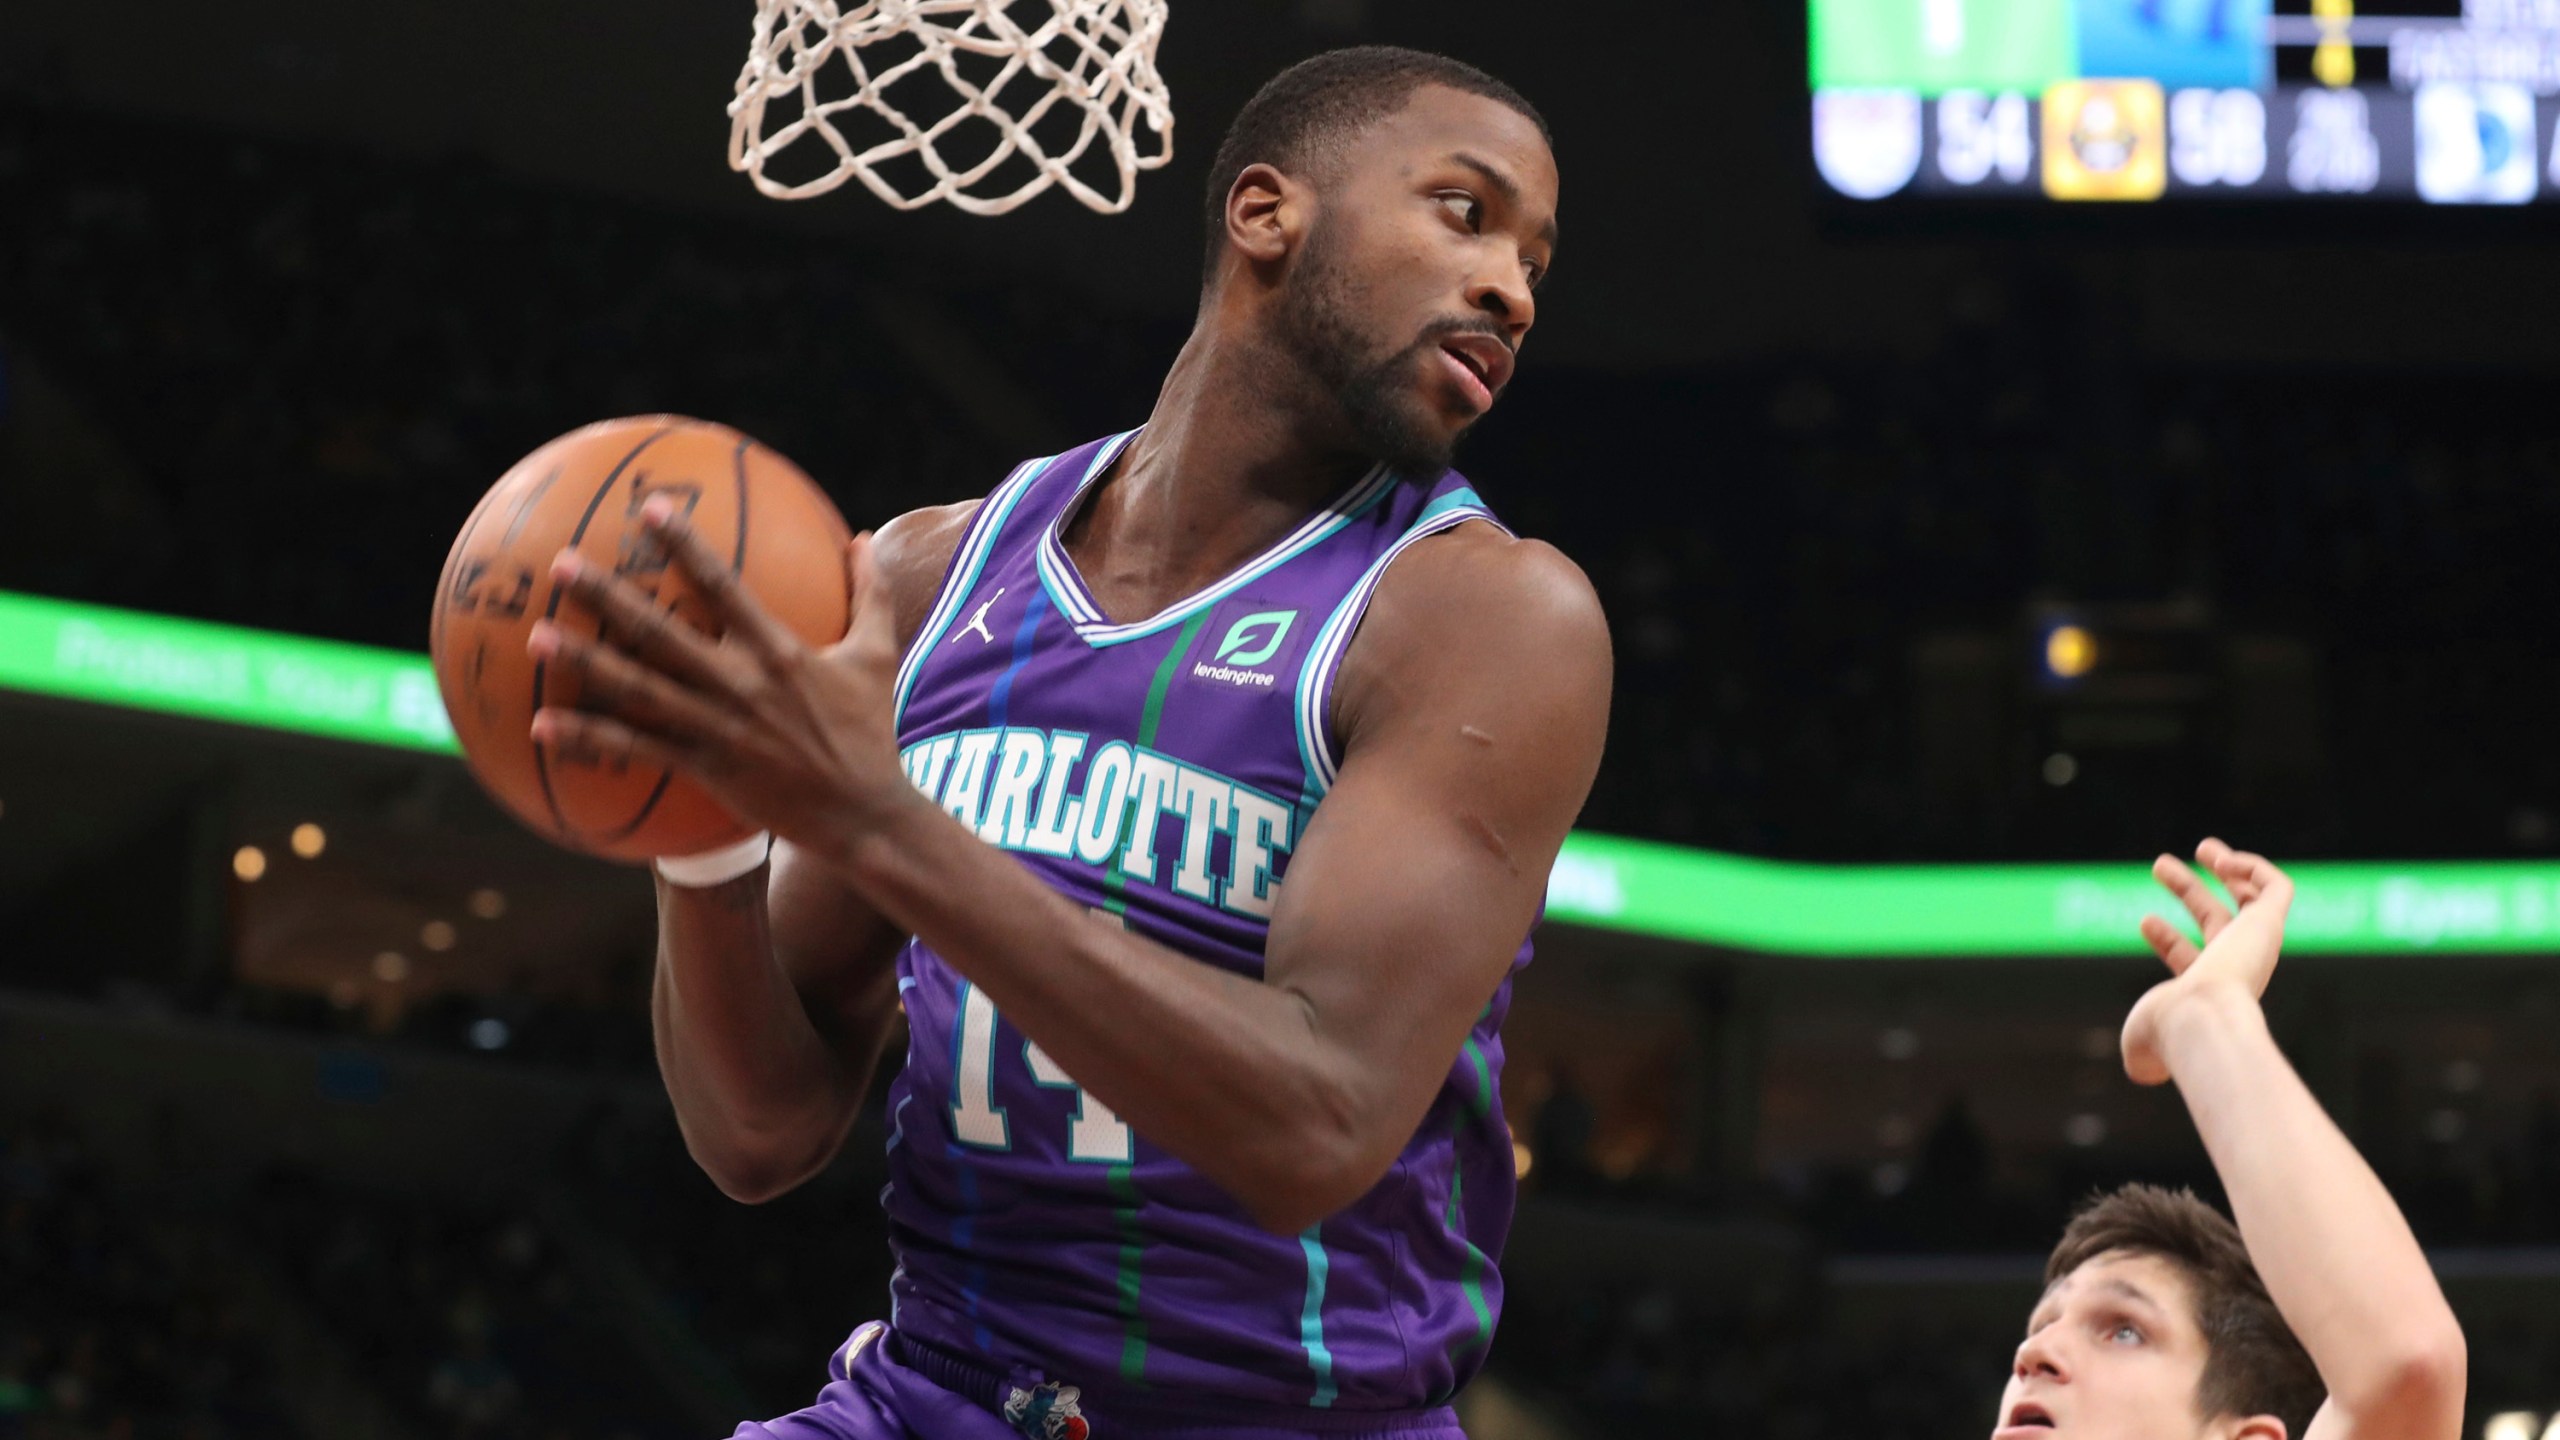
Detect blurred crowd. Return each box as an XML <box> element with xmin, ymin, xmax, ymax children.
<box><xmin>0</xmin><ymin>1115</ymin><xmax>297</xmax><ymax>1440</ymax></box>
<box><xmin>214</xmin><ymin>976</ymin><xmax>659</xmax><ymax>1078</ymax></box>
<box><xmin>1521</xmin><ymin>1071</ymin><xmax>2560</xmax><ymax>1252</ymax></box>
<box><xmin>1496</xmin><ymin>1277</ymin><xmax>2015</xmax><ymax>1440</ymax></box>
<box><xmin>2</xmin><ymin>1106</ymin><xmax>695</xmax><ymax>1440</ymax></box>
<box><xmin>1529</xmin><ymin>352</ymin><xmax>2560</xmax><ymax>862</ymax></box>
<box><xmin>552</xmin><ymin>1099</ymin><xmax>898</xmax><ymax>1420</ymax></box>
<box><xmin>241</xmin><ymin>1168</ymin><xmax>681</xmax><ymax>1440</ymax></box>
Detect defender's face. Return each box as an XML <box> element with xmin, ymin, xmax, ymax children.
<box><xmin>1277</xmin><ymin>84</ymin><xmax>1557</xmax><ymax>470</ymax></box>
<box><xmin>1998</xmin><ymin>1252</ymin><xmax>2222</xmax><ymax>1440</ymax></box>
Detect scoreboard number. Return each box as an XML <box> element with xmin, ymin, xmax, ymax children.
<box><xmin>1938</xmin><ymin>91</ymin><xmax>2034</xmax><ymax>186</ymax></box>
<box><xmin>2170</xmin><ymin>88</ymin><xmax>2268</xmax><ymax>187</ymax></box>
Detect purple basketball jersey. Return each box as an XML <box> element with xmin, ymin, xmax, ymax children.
<box><xmin>878</xmin><ymin>430</ymin><xmax>1530</xmax><ymax>1424</ymax></box>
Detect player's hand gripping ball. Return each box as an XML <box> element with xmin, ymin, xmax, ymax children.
<box><xmin>431</xmin><ymin>416</ymin><xmax>853</xmax><ymax>862</ymax></box>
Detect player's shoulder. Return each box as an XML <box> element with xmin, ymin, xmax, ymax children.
<box><xmin>1368</xmin><ymin>518</ymin><xmax>1609</xmax><ymax>664</ymax></box>
<box><xmin>872</xmin><ymin>498</ymin><xmax>981</xmax><ymax>582</ymax></box>
<box><xmin>1336</xmin><ymin>518</ymin><xmax>1611</xmax><ymax>746</ymax></box>
<box><xmin>872</xmin><ymin>499</ymin><xmax>982</xmax><ymax>649</ymax></box>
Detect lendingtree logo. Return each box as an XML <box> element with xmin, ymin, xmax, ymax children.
<box><xmin>1190</xmin><ymin>608</ymin><xmax>1298</xmax><ymax>690</ymax></box>
<box><xmin>1214</xmin><ymin>610</ymin><xmax>1296</xmax><ymax>668</ymax></box>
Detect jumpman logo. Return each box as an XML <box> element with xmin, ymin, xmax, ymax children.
<box><xmin>955</xmin><ymin>588</ymin><xmax>1007</xmax><ymax>645</ymax></box>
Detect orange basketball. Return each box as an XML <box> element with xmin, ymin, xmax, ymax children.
<box><xmin>430</xmin><ymin>416</ymin><xmax>853</xmax><ymax>862</ymax></box>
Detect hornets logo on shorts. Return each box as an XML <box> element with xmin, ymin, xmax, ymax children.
<box><xmin>1002</xmin><ymin>1380</ymin><xmax>1090</xmax><ymax>1440</ymax></box>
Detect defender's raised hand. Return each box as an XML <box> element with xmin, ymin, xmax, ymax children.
<box><xmin>2122</xmin><ymin>839</ymin><xmax>2293</xmax><ymax>1086</ymax></box>
<box><xmin>527</xmin><ymin>499</ymin><xmax>911</xmax><ymax>865</ymax></box>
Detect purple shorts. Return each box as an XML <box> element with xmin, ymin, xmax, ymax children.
<box><xmin>731</xmin><ymin>1324</ymin><xmax>1469</xmax><ymax>1440</ymax></box>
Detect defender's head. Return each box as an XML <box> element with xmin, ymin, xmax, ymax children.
<box><xmin>1201</xmin><ymin>46</ymin><xmax>1556</xmax><ymax>475</ymax></box>
<box><xmin>2001</xmin><ymin>1186</ymin><xmax>2324</xmax><ymax>1440</ymax></box>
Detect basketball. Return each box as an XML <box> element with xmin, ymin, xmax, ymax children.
<box><xmin>430</xmin><ymin>416</ymin><xmax>854</xmax><ymax>863</ymax></box>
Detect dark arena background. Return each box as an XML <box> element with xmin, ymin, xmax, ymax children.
<box><xmin>4</xmin><ymin>2</ymin><xmax>2560</xmax><ymax>1437</ymax></box>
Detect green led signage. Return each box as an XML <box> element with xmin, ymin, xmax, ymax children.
<box><xmin>0</xmin><ymin>591</ymin><xmax>456</xmax><ymax>754</ymax></box>
<box><xmin>1809</xmin><ymin>0</ymin><xmax>2076</xmax><ymax>95</ymax></box>
<box><xmin>3</xmin><ymin>591</ymin><xmax>2555</xmax><ymax>958</ymax></box>
<box><xmin>1545</xmin><ymin>833</ymin><xmax>2560</xmax><ymax>957</ymax></box>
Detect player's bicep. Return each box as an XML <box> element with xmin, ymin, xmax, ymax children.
<box><xmin>1263</xmin><ymin>759</ymin><xmax>1541</xmax><ymax>1053</ymax></box>
<box><xmin>1263</xmin><ymin>536</ymin><xmax>1610</xmax><ymax>1108</ymax></box>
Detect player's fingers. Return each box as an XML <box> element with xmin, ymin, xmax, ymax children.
<box><xmin>845</xmin><ymin>530</ymin><xmax>877</xmax><ymax>623</ymax></box>
<box><xmin>2153</xmin><ymin>852</ymin><xmax>2234</xmax><ymax>940</ymax></box>
<box><xmin>2193</xmin><ymin>836</ymin><xmax>2253</xmax><ymax>902</ymax></box>
<box><xmin>832</xmin><ymin>532</ymin><xmax>900</xmax><ymax>671</ymax></box>
<box><xmin>530</xmin><ymin>706</ymin><xmax>693</xmax><ymax>780</ymax></box>
<box><xmin>548</xmin><ymin>552</ymin><xmax>735</xmax><ymax>695</ymax></box>
<box><xmin>2213</xmin><ymin>846</ymin><xmax>2294</xmax><ymax>915</ymax></box>
<box><xmin>639</xmin><ymin>500</ymin><xmax>802</xmax><ymax>666</ymax></box>
<box><xmin>2139</xmin><ymin>913</ymin><xmax>2202</xmax><ymax>973</ymax></box>
<box><xmin>2197</xmin><ymin>837</ymin><xmax>2258</xmax><ymax>900</ymax></box>
<box><xmin>530</xmin><ymin>622</ymin><xmax>738</xmax><ymax>745</ymax></box>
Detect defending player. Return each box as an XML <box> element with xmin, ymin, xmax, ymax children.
<box><xmin>527</xmin><ymin>48</ymin><xmax>1604</xmax><ymax>1440</ymax></box>
<box><xmin>2000</xmin><ymin>840</ymin><xmax>2466</xmax><ymax>1440</ymax></box>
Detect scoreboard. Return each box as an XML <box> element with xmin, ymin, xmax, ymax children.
<box><xmin>1810</xmin><ymin>0</ymin><xmax>2560</xmax><ymax>203</ymax></box>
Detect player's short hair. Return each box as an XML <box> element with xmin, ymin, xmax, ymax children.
<box><xmin>1201</xmin><ymin>46</ymin><xmax>1549</xmax><ymax>288</ymax></box>
<box><xmin>2046</xmin><ymin>1185</ymin><xmax>2325</xmax><ymax>1436</ymax></box>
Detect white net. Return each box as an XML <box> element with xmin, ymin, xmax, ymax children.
<box><xmin>727</xmin><ymin>0</ymin><xmax>1174</xmax><ymax>216</ymax></box>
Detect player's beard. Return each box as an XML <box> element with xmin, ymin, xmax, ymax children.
<box><xmin>1274</xmin><ymin>218</ymin><xmax>1466</xmax><ymax>476</ymax></box>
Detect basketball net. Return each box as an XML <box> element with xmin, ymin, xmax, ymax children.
<box><xmin>727</xmin><ymin>0</ymin><xmax>1173</xmax><ymax>215</ymax></box>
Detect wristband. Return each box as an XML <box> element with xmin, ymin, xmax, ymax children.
<box><xmin>653</xmin><ymin>831</ymin><xmax>773</xmax><ymax>888</ymax></box>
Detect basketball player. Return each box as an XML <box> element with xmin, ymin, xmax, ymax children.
<box><xmin>1999</xmin><ymin>840</ymin><xmax>2465</xmax><ymax>1440</ymax></box>
<box><xmin>526</xmin><ymin>48</ymin><xmax>1602</xmax><ymax>1440</ymax></box>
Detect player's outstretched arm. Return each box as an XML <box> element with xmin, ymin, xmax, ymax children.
<box><xmin>2130</xmin><ymin>843</ymin><xmax>2466</xmax><ymax>1440</ymax></box>
<box><xmin>645</xmin><ymin>502</ymin><xmax>973</xmax><ymax>1203</ymax></box>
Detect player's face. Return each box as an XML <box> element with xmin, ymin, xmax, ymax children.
<box><xmin>1272</xmin><ymin>85</ymin><xmax>1557</xmax><ymax>474</ymax></box>
<box><xmin>1996</xmin><ymin>1253</ymin><xmax>2258</xmax><ymax>1440</ymax></box>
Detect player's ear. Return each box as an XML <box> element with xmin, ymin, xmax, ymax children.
<box><xmin>2222</xmin><ymin>1413</ymin><xmax>2287</xmax><ymax>1440</ymax></box>
<box><xmin>1224</xmin><ymin>162</ymin><xmax>1302</xmax><ymax>271</ymax></box>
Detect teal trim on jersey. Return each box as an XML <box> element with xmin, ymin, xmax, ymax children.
<box><xmin>1448</xmin><ymin>1038</ymin><xmax>1497</xmax><ymax>1358</ymax></box>
<box><xmin>1282</xmin><ymin>634</ymin><xmax>1337</xmax><ymax>1440</ymax></box>
<box><xmin>1027</xmin><ymin>430</ymin><xmax>1139</xmax><ymax>628</ymax></box>
<box><xmin>1027</xmin><ymin>431</ymin><xmax>1142</xmax><ymax>627</ymax></box>
<box><xmin>891</xmin><ymin>454</ymin><xmax>1055</xmax><ymax>727</ymax></box>
<box><xmin>1296</xmin><ymin>1227</ymin><xmax>1339</xmax><ymax>1408</ymax></box>
<box><xmin>1413</xmin><ymin>484</ymin><xmax>1488</xmax><ymax>528</ymax></box>
<box><xmin>1291</xmin><ymin>564</ymin><xmax>1376</xmax><ymax>799</ymax></box>
<box><xmin>1291</xmin><ymin>492</ymin><xmax>1506</xmax><ymax>799</ymax></box>
<box><xmin>1422</xmin><ymin>1035</ymin><xmax>1498</xmax><ymax>1406</ymax></box>
<box><xmin>1038</xmin><ymin>463</ymin><xmax>1399</xmax><ymax>650</ymax></box>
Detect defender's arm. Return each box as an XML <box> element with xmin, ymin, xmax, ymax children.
<box><xmin>2136</xmin><ymin>847</ymin><xmax>2466</xmax><ymax>1440</ymax></box>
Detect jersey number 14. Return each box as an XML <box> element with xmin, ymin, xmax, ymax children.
<box><xmin>949</xmin><ymin>977</ymin><xmax>1136</xmax><ymax>1163</ymax></box>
